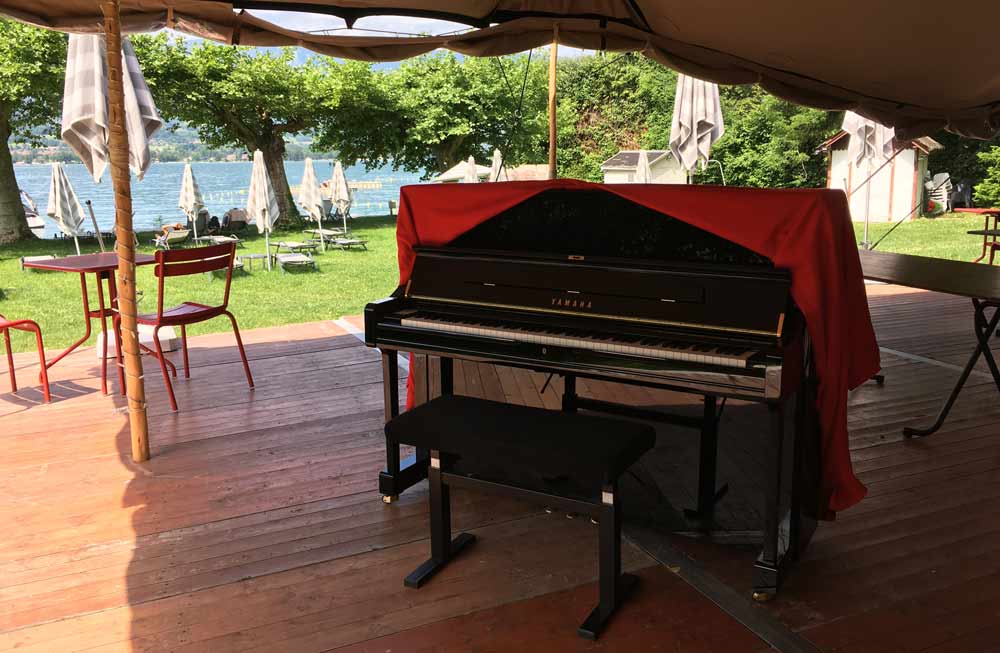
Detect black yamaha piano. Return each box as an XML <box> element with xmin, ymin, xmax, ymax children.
<box><xmin>365</xmin><ymin>188</ymin><xmax>820</xmax><ymax>599</ymax></box>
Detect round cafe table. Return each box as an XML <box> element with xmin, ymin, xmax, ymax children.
<box><xmin>22</xmin><ymin>252</ymin><xmax>156</xmax><ymax>395</ymax></box>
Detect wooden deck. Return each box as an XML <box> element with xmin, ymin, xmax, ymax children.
<box><xmin>2</xmin><ymin>286</ymin><xmax>999</xmax><ymax>652</ymax></box>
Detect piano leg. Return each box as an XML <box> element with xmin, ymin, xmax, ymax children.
<box><xmin>379</xmin><ymin>349</ymin><xmax>430</xmax><ymax>503</ymax></box>
<box><xmin>753</xmin><ymin>402</ymin><xmax>787</xmax><ymax>602</ymax></box>
<box><xmin>562</xmin><ymin>374</ymin><xmax>577</xmax><ymax>412</ymax></box>
<box><xmin>683</xmin><ymin>396</ymin><xmax>729</xmax><ymax>522</ymax></box>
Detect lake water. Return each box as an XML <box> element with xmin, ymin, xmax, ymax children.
<box><xmin>14</xmin><ymin>159</ymin><xmax>424</xmax><ymax>238</ymax></box>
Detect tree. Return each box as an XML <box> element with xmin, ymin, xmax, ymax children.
<box><xmin>973</xmin><ymin>146</ymin><xmax>1000</xmax><ymax>207</ymax></box>
<box><xmin>132</xmin><ymin>35</ymin><xmax>331</xmax><ymax>222</ymax></box>
<box><xmin>0</xmin><ymin>20</ymin><xmax>66</xmax><ymax>243</ymax></box>
<box><xmin>315</xmin><ymin>51</ymin><xmax>549</xmax><ymax>177</ymax></box>
<box><xmin>695</xmin><ymin>87</ymin><xmax>840</xmax><ymax>188</ymax></box>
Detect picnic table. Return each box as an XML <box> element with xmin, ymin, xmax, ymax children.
<box><xmin>21</xmin><ymin>252</ymin><xmax>155</xmax><ymax>395</ymax></box>
<box><xmin>957</xmin><ymin>207</ymin><xmax>1000</xmax><ymax>263</ymax></box>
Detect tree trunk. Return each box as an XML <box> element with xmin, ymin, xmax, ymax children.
<box><xmin>0</xmin><ymin>117</ymin><xmax>34</xmax><ymax>244</ymax></box>
<box><xmin>262</xmin><ymin>136</ymin><xmax>299</xmax><ymax>223</ymax></box>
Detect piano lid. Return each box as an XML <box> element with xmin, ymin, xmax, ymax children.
<box><xmin>447</xmin><ymin>188</ymin><xmax>773</xmax><ymax>268</ymax></box>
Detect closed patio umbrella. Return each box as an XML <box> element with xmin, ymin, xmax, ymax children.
<box><xmin>331</xmin><ymin>161</ymin><xmax>352</xmax><ymax>235</ymax></box>
<box><xmin>635</xmin><ymin>150</ymin><xmax>653</xmax><ymax>184</ymax></box>
<box><xmin>489</xmin><ymin>149</ymin><xmax>508</xmax><ymax>182</ymax></box>
<box><xmin>178</xmin><ymin>162</ymin><xmax>204</xmax><ymax>239</ymax></box>
<box><xmin>670</xmin><ymin>74</ymin><xmax>725</xmax><ymax>180</ymax></box>
<box><xmin>462</xmin><ymin>156</ymin><xmax>479</xmax><ymax>184</ymax></box>
<box><xmin>298</xmin><ymin>157</ymin><xmax>329</xmax><ymax>249</ymax></box>
<box><xmin>247</xmin><ymin>150</ymin><xmax>280</xmax><ymax>271</ymax></box>
<box><xmin>46</xmin><ymin>163</ymin><xmax>86</xmax><ymax>255</ymax></box>
<box><xmin>843</xmin><ymin>111</ymin><xmax>896</xmax><ymax>249</ymax></box>
<box><xmin>61</xmin><ymin>33</ymin><xmax>162</xmax><ymax>184</ymax></box>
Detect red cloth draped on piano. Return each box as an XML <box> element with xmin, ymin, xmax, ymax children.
<box><xmin>394</xmin><ymin>179</ymin><xmax>879</xmax><ymax>514</ymax></box>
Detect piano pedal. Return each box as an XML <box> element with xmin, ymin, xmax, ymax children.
<box><xmin>382</xmin><ymin>494</ymin><xmax>399</xmax><ymax>504</ymax></box>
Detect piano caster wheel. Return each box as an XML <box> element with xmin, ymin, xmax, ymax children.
<box><xmin>382</xmin><ymin>494</ymin><xmax>398</xmax><ymax>504</ymax></box>
<box><xmin>752</xmin><ymin>591</ymin><xmax>775</xmax><ymax>603</ymax></box>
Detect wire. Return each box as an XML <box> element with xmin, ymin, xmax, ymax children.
<box><xmin>870</xmin><ymin>176</ymin><xmax>954</xmax><ymax>250</ymax></box>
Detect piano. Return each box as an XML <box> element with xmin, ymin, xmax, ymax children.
<box><xmin>365</xmin><ymin>188</ymin><xmax>820</xmax><ymax>600</ymax></box>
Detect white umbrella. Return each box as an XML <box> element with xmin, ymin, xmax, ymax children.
<box><xmin>489</xmin><ymin>149</ymin><xmax>508</xmax><ymax>182</ymax></box>
<box><xmin>178</xmin><ymin>162</ymin><xmax>204</xmax><ymax>239</ymax></box>
<box><xmin>843</xmin><ymin>111</ymin><xmax>896</xmax><ymax>249</ymax></box>
<box><xmin>670</xmin><ymin>73</ymin><xmax>725</xmax><ymax>179</ymax></box>
<box><xmin>298</xmin><ymin>157</ymin><xmax>329</xmax><ymax>249</ymax></box>
<box><xmin>462</xmin><ymin>156</ymin><xmax>479</xmax><ymax>183</ymax></box>
<box><xmin>246</xmin><ymin>150</ymin><xmax>280</xmax><ymax>271</ymax></box>
<box><xmin>61</xmin><ymin>34</ymin><xmax>163</xmax><ymax>183</ymax></box>
<box><xmin>46</xmin><ymin>163</ymin><xmax>86</xmax><ymax>255</ymax></box>
<box><xmin>331</xmin><ymin>161</ymin><xmax>352</xmax><ymax>235</ymax></box>
<box><xmin>635</xmin><ymin>150</ymin><xmax>653</xmax><ymax>184</ymax></box>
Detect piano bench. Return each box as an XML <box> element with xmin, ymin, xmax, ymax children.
<box><xmin>385</xmin><ymin>395</ymin><xmax>655</xmax><ymax>640</ymax></box>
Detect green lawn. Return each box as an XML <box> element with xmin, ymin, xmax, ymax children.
<box><xmin>1</xmin><ymin>211</ymin><xmax>991</xmax><ymax>353</ymax></box>
<box><xmin>853</xmin><ymin>212</ymin><xmax>987</xmax><ymax>260</ymax></box>
<box><xmin>0</xmin><ymin>217</ymin><xmax>400</xmax><ymax>353</ymax></box>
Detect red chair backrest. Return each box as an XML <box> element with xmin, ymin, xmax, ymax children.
<box><xmin>154</xmin><ymin>243</ymin><xmax>237</xmax><ymax>318</ymax></box>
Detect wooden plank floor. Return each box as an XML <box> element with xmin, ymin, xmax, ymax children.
<box><xmin>2</xmin><ymin>285</ymin><xmax>999</xmax><ymax>652</ymax></box>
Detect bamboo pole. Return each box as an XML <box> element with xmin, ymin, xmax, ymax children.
<box><xmin>547</xmin><ymin>25</ymin><xmax>559</xmax><ymax>180</ymax></box>
<box><xmin>101</xmin><ymin>0</ymin><xmax>150</xmax><ymax>462</ymax></box>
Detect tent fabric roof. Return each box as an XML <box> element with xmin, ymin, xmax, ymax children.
<box><xmin>4</xmin><ymin>1</ymin><xmax>999</xmax><ymax>139</ymax></box>
<box><xmin>601</xmin><ymin>150</ymin><xmax>671</xmax><ymax>169</ymax></box>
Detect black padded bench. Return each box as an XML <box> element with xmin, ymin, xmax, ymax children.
<box><xmin>385</xmin><ymin>394</ymin><xmax>655</xmax><ymax>639</ymax></box>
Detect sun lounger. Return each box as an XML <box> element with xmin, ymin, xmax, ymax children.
<box><xmin>274</xmin><ymin>252</ymin><xmax>318</xmax><ymax>273</ymax></box>
<box><xmin>332</xmin><ymin>238</ymin><xmax>368</xmax><ymax>251</ymax></box>
<box><xmin>194</xmin><ymin>234</ymin><xmax>245</xmax><ymax>248</ymax></box>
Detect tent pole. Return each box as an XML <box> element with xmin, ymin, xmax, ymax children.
<box><xmin>100</xmin><ymin>0</ymin><xmax>149</xmax><ymax>462</ymax></box>
<box><xmin>547</xmin><ymin>25</ymin><xmax>558</xmax><ymax>180</ymax></box>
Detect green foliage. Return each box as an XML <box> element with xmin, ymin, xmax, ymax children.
<box><xmin>973</xmin><ymin>146</ymin><xmax>1000</xmax><ymax>207</ymax></box>
<box><xmin>316</xmin><ymin>51</ymin><xmax>548</xmax><ymax>176</ymax></box>
<box><xmin>0</xmin><ymin>20</ymin><xmax>67</xmax><ymax>243</ymax></box>
<box><xmin>132</xmin><ymin>35</ymin><xmax>337</xmax><ymax>220</ymax></box>
<box><xmin>928</xmin><ymin>131</ymin><xmax>998</xmax><ymax>182</ymax></box>
<box><xmin>0</xmin><ymin>19</ymin><xmax>67</xmax><ymax>142</ymax></box>
<box><xmin>693</xmin><ymin>87</ymin><xmax>839</xmax><ymax>187</ymax></box>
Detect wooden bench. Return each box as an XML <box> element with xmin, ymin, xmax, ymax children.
<box><xmin>385</xmin><ymin>394</ymin><xmax>655</xmax><ymax>640</ymax></box>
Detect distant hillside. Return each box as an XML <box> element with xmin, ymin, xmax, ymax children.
<box><xmin>10</xmin><ymin>121</ymin><xmax>334</xmax><ymax>164</ymax></box>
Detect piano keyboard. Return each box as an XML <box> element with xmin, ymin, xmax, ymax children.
<box><xmin>400</xmin><ymin>315</ymin><xmax>756</xmax><ymax>368</ymax></box>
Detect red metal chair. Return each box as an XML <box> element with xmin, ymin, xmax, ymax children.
<box><xmin>117</xmin><ymin>243</ymin><xmax>253</xmax><ymax>411</ymax></box>
<box><xmin>1</xmin><ymin>314</ymin><xmax>51</xmax><ymax>403</ymax></box>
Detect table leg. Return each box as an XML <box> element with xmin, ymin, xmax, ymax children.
<box><xmin>106</xmin><ymin>269</ymin><xmax>126</xmax><ymax>393</ymax></box>
<box><xmin>95</xmin><ymin>271</ymin><xmax>110</xmax><ymax>395</ymax></box>
<box><xmin>974</xmin><ymin>215</ymin><xmax>989</xmax><ymax>263</ymax></box>
<box><xmin>42</xmin><ymin>273</ymin><xmax>93</xmax><ymax>377</ymax></box>
<box><xmin>903</xmin><ymin>299</ymin><xmax>1000</xmax><ymax>437</ymax></box>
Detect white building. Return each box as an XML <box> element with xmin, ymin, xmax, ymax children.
<box><xmin>818</xmin><ymin>131</ymin><xmax>942</xmax><ymax>223</ymax></box>
<box><xmin>600</xmin><ymin>150</ymin><xmax>688</xmax><ymax>184</ymax></box>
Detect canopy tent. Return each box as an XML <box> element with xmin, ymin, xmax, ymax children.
<box><xmin>247</xmin><ymin>149</ymin><xmax>280</xmax><ymax>270</ymax></box>
<box><xmin>61</xmin><ymin>33</ymin><xmax>162</xmax><ymax>183</ymax></box>
<box><xmin>330</xmin><ymin>160</ymin><xmax>352</xmax><ymax>234</ymax></box>
<box><xmin>46</xmin><ymin>163</ymin><xmax>87</xmax><ymax>255</ymax></box>
<box><xmin>670</xmin><ymin>73</ymin><xmax>725</xmax><ymax>176</ymax></box>
<box><xmin>4</xmin><ymin>1</ymin><xmax>1000</xmax><ymax>139</ymax></box>
<box><xmin>634</xmin><ymin>150</ymin><xmax>652</xmax><ymax>184</ymax></box>
<box><xmin>178</xmin><ymin>162</ymin><xmax>204</xmax><ymax>238</ymax></box>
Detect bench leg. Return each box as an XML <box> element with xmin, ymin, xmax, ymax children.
<box><xmin>578</xmin><ymin>482</ymin><xmax>639</xmax><ymax>640</ymax></box>
<box><xmin>405</xmin><ymin>451</ymin><xmax>476</xmax><ymax>588</ymax></box>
